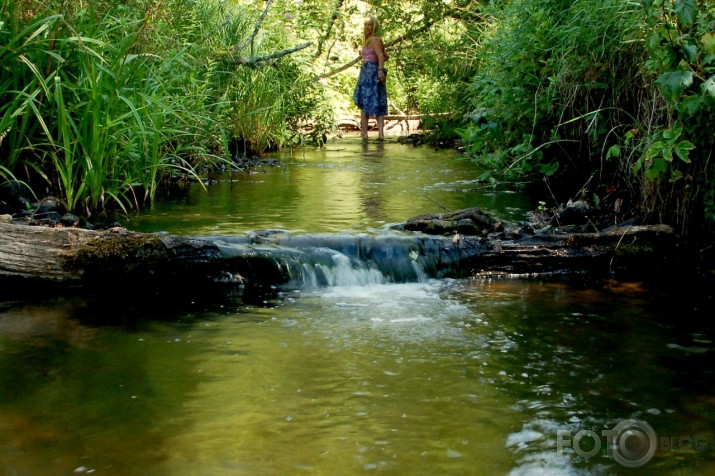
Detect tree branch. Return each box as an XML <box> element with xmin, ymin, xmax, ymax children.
<box><xmin>315</xmin><ymin>0</ymin><xmax>345</xmax><ymax>58</ymax></box>
<box><xmin>234</xmin><ymin>41</ymin><xmax>313</xmax><ymax>66</ymax></box>
<box><xmin>317</xmin><ymin>19</ymin><xmax>440</xmax><ymax>79</ymax></box>
<box><xmin>233</xmin><ymin>0</ymin><xmax>274</xmax><ymax>57</ymax></box>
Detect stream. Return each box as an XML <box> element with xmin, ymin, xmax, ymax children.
<box><xmin>1</xmin><ymin>138</ymin><xmax>714</xmax><ymax>475</ymax></box>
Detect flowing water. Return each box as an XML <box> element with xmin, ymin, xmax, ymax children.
<box><xmin>1</xmin><ymin>139</ymin><xmax>714</xmax><ymax>475</ymax></box>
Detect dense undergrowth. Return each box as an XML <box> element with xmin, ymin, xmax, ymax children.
<box><xmin>457</xmin><ymin>0</ymin><xmax>714</xmax><ymax>248</ymax></box>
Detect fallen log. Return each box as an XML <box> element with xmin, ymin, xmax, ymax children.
<box><xmin>0</xmin><ymin>213</ymin><xmax>677</xmax><ymax>294</ymax></box>
<box><xmin>0</xmin><ymin>223</ymin><xmax>294</xmax><ymax>291</ymax></box>
<box><xmin>461</xmin><ymin>224</ymin><xmax>676</xmax><ymax>277</ymax></box>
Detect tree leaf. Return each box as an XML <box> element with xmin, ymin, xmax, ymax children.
<box><xmin>606</xmin><ymin>144</ymin><xmax>621</xmax><ymax>160</ymax></box>
<box><xmin>646</xmin><ymin>158</ymin><xmax>668</xmax><ymax>180</ymax></box>
<box><xmin>702</xmin><ymin>32</ymin><xmax>715</xmax><ymax>55</ymax></box>
<box><xmin>662</xmin><ymin>127</ymin><xmax>681</xmax><ymax>140</ymax></box>
<box><xmin>663</xmin><ymin>145</ymin><xmax>673</xmax><ymax>162</ymax></box>
<box><xmin>682</xmin><ymin>44</ymin><xmax>698</xmax><ymax>63</ymax></box>
<box><xmin>702</xmin><ymin>76</ymin><xmax>715</xmax><ymax>97</ymax></box>
<box><xmin>648</xmin><ymin>31</ymin><xmax>663</xmax><ymax>51</ymax></box>
<box><xmin>677</xmin><ymin>95</ymin><xmax>702</xmax><ymax>116</ymax></box>
<box><xmin>656</xmin><ymin>71</ymin><xmax>693</xmax><ymax>101</ymax></box>
<box><xmin>670</xmin><ymin>169</ymin><xmax>684</xmax><ymax>182</ymax></box>
<box><xmin>537</xmin><ymin>161</ymin><xmax>559</xmax><ymax>177</ymax></box>
<box><xmin>674</xmin><ymin>0</ymin><xmax>698</xmax><ymax>27</ymax></box>
<box><xmin>674</xmin><ymin>140</ymin><xmax>694</xmax><ymax>163</ymax></box>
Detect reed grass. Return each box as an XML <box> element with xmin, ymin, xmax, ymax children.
<box><xmin>1</xmin><ymin>0</ymin><xmax>324</xmax><ymax>215</ymax></box>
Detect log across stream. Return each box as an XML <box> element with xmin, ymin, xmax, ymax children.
<box><xmin>0</xmin><ymin>208</ymin><xmax>676</xmax><ymax>294</ymax></box>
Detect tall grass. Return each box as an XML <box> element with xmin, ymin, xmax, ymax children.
<box><xmin>1</xmin><ymin>0</ymin><xmax>327</xmax><ymax>216</ymax></box>
<box><xmin>227</xmin><ymin>62</ymin><xmax>322</xmax><ymax>153</ymax></box>
<box><xmin>0</xmin><ymin>1</ymin><xmax>210</xmax><ymax>213</ymax></box>
<box><xmin>461</xmin><ymin>0</ymin><xmax>645</xmax><ymax>185</ymax></box>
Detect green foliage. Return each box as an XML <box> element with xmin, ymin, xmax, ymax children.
<box><xmin>1</xmin><ymin>1</ymin><xmax>213</xmax><ymax>213</ymax></box>
<box><xmin>634</xmin><ymin>126</ymin><xmax>694</xmax><ymax>181</ymax></box>
<box><xmin>461</xmin><ymin>0</ymin><xmax>645</xmax><ymax>184</ymax></box>
<box><xmin>0</xmin><ymin>0</ymin><xmax>333</xmax><ymax>215</ymax></box>
<box><xmin>638</xmin><ymin>0</ymin><xmax>715</xmax><ymax>230</ymax></box>
<box><xmin>0</xmin><ymin>0</ymin><xmax>498</xmax><ymax>218</ymax></box>
<box><xmin>456</xmin><ymin>0</ymin><xmax>714</xmax><ymax>240</ymax></box>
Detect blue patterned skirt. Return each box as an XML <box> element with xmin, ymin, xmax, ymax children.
<box><xmin>353</xmin><ymin>62</ymin><xmax>388</xmax><ymax>117</ymax></box>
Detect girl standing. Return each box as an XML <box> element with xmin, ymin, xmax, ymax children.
<box><xmin>353</xmin><ymin>16</ymin><xmax>388</xmax><ymax>140</ymax></box>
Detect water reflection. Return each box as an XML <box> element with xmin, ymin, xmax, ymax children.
<box><xmin>124</xmin><ymin>138</ymin><xmax>532</xmax><ymax>236</ymax></box>
<box><xmin>0</xmin><ymin>299</ymin><xmax>198</xmax><ymax>475</ymax></box>
<box><xmin>1</xmin><ymin>278</ymin><xmax>713</xmax><ymax>474</ymax></box>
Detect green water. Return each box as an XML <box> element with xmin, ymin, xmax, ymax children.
<box><xmin>123</xmin><ymin>140</ymin><xmax>531</xmax><ymax>235</ymax></box>
<box><xmin>1</xmin><ymin>139</ymin><xmax>714</xmax><ymax>475</ymax></box>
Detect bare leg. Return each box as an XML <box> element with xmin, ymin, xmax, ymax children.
<box><xmin>361</xmin><ymin>112</ymin><xmax>369</xmax><ymax>139</ymax></box>
<box><xmin>377</xmin><ymin>116</ymin><xmax>385</xmax><ymax>140</ymax></box>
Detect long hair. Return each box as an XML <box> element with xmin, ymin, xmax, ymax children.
<box><xmin>362</xmin><ymin>16</ymin><xmax>379</xmax><ymax>47</ymax></box>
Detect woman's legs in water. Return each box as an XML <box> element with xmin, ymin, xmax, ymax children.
<box><xmin>360</xmin><ymin>113</ymin><xmax>385</xmax><ymax>140</ymax></box>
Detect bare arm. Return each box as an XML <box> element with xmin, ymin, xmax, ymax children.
<box><xmin>371</xmin><ymin>36</ymin><xmax>388</xmax><ymax>83</ymax></box>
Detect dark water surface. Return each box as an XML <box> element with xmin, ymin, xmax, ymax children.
<box><xmin>1</xmin><ymin>139</ymin><xmax>714</xmax><ymax>475</ymax></box>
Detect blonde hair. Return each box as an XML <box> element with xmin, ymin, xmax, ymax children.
<box><xmin>362</xmin><ymin>16</ymin><xmax>379</xmax><ymax>47</ymax></box>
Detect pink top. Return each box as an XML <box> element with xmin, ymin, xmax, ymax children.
<box><xmin>361</xmin><ymin>47</ymin><xmax>378</xmax><ymax>64</ymax></box>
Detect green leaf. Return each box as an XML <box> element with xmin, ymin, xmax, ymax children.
<box><xmin>606</xmin><ymin>144</ymin><xmax>621</xmax><ymax>160</ymax></box>
<box><xmin>632</xmin><ymin>157</ymin><xmax>644</xmax><ymax>172</ymax></box>
<box><xmin>702</xmin><ymin>77</ymin><xmax>715</xmax><ymax>97</ymax></box>
<box><xmin>670</xmin><ymin>169</ymin><xmax>684</xmax><ymax>182</ymax></box>
<box><xmin>702</xmin><ymin>32</ymin><xmax>715</xmax><ymax>55</ymax></box>
<box><xmin>537</xmin><ymin>161</ymin><xmax>559</xmax><ymax>177</ymax></box>
<box><xmin>682</xmin><ymin>44</ymin><xmax>698</xmax><ymax>63</ymax></box>
<box><xmin>674</xmin><ymin>0</ymin><xmax>698</xmax><ymax>27</ymax></box>
<box><xmin>678</xmin><ymin>95</ymin><xmax>702</xmax><ymax>116</ymax></box>
<box><xmin>592</xmin><ymin>193</ymin><xmax>600</xmax><ymax>208</ymax></box>
<box><xmin>656</xmin><ymin>71</ymin><xmax>693</xmax><ymax>101</ymax></box>
<box><xmin>662</xmin><ymin>127</ymin><xmax>681</xmax><ymax>140</ymax></box>
<box><xmin>674</xmin><ymin>140</ymin><xmax>694</xmax><ymax>163</ymax></box>
<box><xmin>662</xmin><ymin>145</ymin><xmax>673</xmax><ymax>161</ymax></box>
<box><xmin>648</xmin><ymin>31</ymin><xmax>664</xmax><ymax>51</ymax></box>
<box><xmin>646</xmin><ymin>158</ymin><xmax>668</xmax><ymax>180</ymax></box>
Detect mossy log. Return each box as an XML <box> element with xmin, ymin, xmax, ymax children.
<box><xmin>0</xmin><ymin>223</ymin><xmax>220</xmax><ymax>287</ymax></box>
<box><xmin>0</xmin><ymin>219</ymin><xmax>676</xmax><ymax>293</ymax></box>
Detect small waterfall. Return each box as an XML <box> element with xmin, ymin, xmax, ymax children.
<box><xmin>295</xmin><ymin>249</ymin><xmax>387</xmax><ymax>288</ymax></box>
<box><xmin>207</xmin><ymin>232</ymin><xmax>484</xmax><ymax>290</ymax></box>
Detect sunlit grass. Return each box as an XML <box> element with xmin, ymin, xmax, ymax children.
<box><xmin>0</xmin><ymin>0</ymin><xmax>325</xmax><ymax>215</ymax></box>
